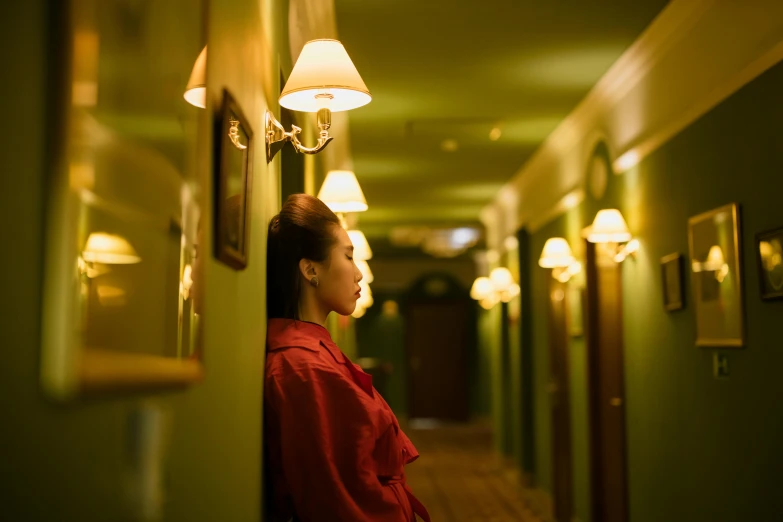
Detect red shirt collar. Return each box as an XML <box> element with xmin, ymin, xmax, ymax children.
<box><xmin>267</xmin><ymin>318</ymin><xmax>344</xmax><ymax>363</ymax></box>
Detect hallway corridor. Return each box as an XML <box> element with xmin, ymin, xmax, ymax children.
<box><xmin>405</xmin><ymin>424</ymin><xmax>550</xmax><ymax>522</ymax></box>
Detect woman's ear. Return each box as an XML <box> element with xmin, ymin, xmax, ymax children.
<box><xmin>298</xmin><ymin>258</ymin><xmax>316</xmax><ymax>282</ymax></box>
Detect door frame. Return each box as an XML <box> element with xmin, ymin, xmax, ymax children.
<box><xmin>584</xmin><ymin>240</ymin><xmax>630</xmax><ymax>522</ymax></box>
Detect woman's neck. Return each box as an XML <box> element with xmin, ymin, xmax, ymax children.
<box><xmin>298</xmin><ymin>292</ymin><xmax>329</xmax><ymax>326</ymax></box>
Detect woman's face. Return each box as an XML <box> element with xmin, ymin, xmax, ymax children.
<box><xmin>315</xmin><ymin>225</ymin><xmax>363</xmax><ymax>316</ymax></box>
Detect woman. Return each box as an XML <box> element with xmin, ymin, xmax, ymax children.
<box><xmin>264</xmin><ymin>194</ymin><xmax>430</xmax><ymax>522</ymax></box>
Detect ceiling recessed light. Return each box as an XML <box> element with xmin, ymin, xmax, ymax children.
<box><xmin>441</xmin><ymin>139</ymin><xmax>458</xmax><ymax>152</ymax></box>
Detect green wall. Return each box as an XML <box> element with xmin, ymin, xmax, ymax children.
<box><xmin>526</xmin><ymin>61</ymin><xmax>783</xmax><ymax>522</ymax></box>
<box><xmin>1</xmin><ymin>1</ymin><xmax>287</xmax><ymax>520</ymax></box>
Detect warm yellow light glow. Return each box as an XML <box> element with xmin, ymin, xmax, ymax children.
<box><xmin>500</xmin><ymin>283</ymin><xmax>521</xmax><ymax>303</ymax></box>
<box><xmin>562</xmin><ymin>192</ymin><xmax>581</xmax><ymax>210</ymax></box>
<box><xmin>587</xmin><ymin>209</ymin><xmax>632</xmax><ymax>243</ymax></box>
<box><xmin>539</xmin><ymin>238</ymin><xmax>575</xmax><ymax>268</ymax></box>
<box><xmin>184</xmin><ymin>46</ymin><xmax>207</xmax><ymax>109</ymax></box>
<box><xmin>489</xmin><ymin>127</ymin><xmax>502</xmax><ymax>141</ymax></box>
<box><xmin>504</xmin><ymin>236</ymin><xmax>519</xmax><ymax>251</ymax></box>
<box><xmin>280</xmin><ymin>39</ymin><xmax>371</xmax><ymax>113</ymax></box>
<box><xmin>96</xmin><ymin>285</ymin><xmax>127</xmax><ymax>307</ymax></box>
<box><xmin>352</xmin><ymin>306</ymin><xmax>367</xmax><ymax>318</ymax></box>
<box><xmin>470</xmin><ymin>276</ymin><xmax>494</xmax><ymax>300</ymax></box>
<box><xmin>441</xmin><ymin>139</ymin><xmax>459</xmax><ymax>152</ymax></box>
<box><xmin>357</xmin><ymin>280</ymin><xmax>374</xmax><ymax>309</ymax></box>
<box><xmin>613</xmin><ymin>149</ymin><xmax>640</xmax><ymax>173</ymax></box>
<box><xmin>705</xmin><ymin>245</ymin><xmax>726</xmax><ymax>271</ymax></box>
<box><xmin>82</xmin><ymin>233</ymin><xmax>141</xmax><ymax>264</ymax></box>
<box><xmin>317</xmin><ymin>170</ymin><xmax>368</xmax><ymax>213</ymax></box>
<box><xmin>348</xmin><ymin>230</ymin><xmax>373</xmax><ymax>260</ymax></box>
<box><xmin>355</xmin><ymin>259</ymin><xmax>374</xmax><ymax>284</ymax></box>
<box><xmin>181</xmin><ymin>264</ymin><xmax>194</xmax><ymax>300</ymax></box>
<box><xmin>479</xmin><ymin>294</ymin><xmax>499</xmax><ymax>310</ymax></box>
<box><xmin>382</xmin><ymin>300</ymin><xmax>399</xmax><ymax>317</ymax></box>
<box><xmin>490</xmin><ymin>267</ymin><xmax>514</xmax><ymax>292</ymax></box>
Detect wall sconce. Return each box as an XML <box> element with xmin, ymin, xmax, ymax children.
<box><xmin>470</xmin><ymin>267</ymin><xmax>520</xmax><ymax>309</ymax></box>
<box><xmin>266</xmin><ymin>39</ymin><xmax>371</xmax><ymax>162</ymax></box>
<box><xmin>355</xmin><ymin>258</ymin><xmax>374</xmax><ymax>284</ymax></box>
<box><xmin>585</xmin><ymin>209</ymin><xmax>639</xmax><ymax>263</ymax></box>
<box><xmin>318</xmin><ymin>170</ymin><xmax>368</xmax><ymax>228</ymax></box>
<box><xmin>347</xmin><ymin>229</ymin><xmax>373</xmax><ymax>261</ymax></box>
<box><xmin>692</xmin><ymin>245</ymin><xmax>729</xmax><ymax>282</ymax></box>
<box><xmin>538</xmin><ymin>237</ymin><xmax>582</xmax><ymax>282</ymax></box>
<box><xmin>352</xmin><ymin>279</ymin><xmax>375</xmax><ymax>318</ymax></box>
<box><xmin>184</xmin><ymin>46</ymin><xmax>207</xmax><ymax>109</ymax></box>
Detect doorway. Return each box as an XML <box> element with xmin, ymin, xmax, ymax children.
<box><xmin>585</xmin><ymin>240</ymin><xmax>629</xmax><ymax>522</ymax></box>
<box><xmin>405</xmin><ymin>275</ymin><xmax>471</xmax><ymax>422</ymax></box>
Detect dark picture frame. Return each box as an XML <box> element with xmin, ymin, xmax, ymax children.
<box><xmin>660</xmin><ymin>253</ymin><xmax>685</xmax><ymax>312</ymax></box>
<box><xmin>214</xmin><ymin>89</ymin><xmax>254</xmax><ymax>270</ymax></box>
<box><xmin>756</xmin><ymin>226</ymin><xmax>783</xmax><ymax>300</ymax></box>
<box><xmin>688</xmin><ymin>203</ymin><xmax>744</xmax><ymax>348</ymax></box>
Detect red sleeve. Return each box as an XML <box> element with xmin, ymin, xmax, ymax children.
<box><xmin>267</xmin><ymin>363</ymin><xmax>406</xmax><ymax>522</ymax></box>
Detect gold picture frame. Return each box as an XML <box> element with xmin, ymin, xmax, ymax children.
<box><xmin>687</xmin><ymin>203</ymin><xmax>744</xmax><ymax>348</ymax></box>
<box><xmin>660</xmin><ymin>253</ymin><xmax>685</xmax><ymax>312</ymax></box>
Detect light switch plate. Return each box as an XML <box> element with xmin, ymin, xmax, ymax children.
<box><xmin>713</xmin><ymin>352</ymin><xmax>729</xmax><ymax>379</ymax></box>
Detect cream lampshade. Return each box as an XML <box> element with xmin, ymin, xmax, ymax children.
<box><xmin>470</xmin><ymin>276</ymin><xmax>493</xmax><ymax>301</ymax></box>
<box><xmin>355</xmin><ymin>258</ymin><xmax>374</xmax><ymax>284</ymax></box>
<box><xmin>587</xmin><ymin>209</ymin><xmax>632</xmax><ymax>243</ymax></box>
<box><xmin>489</xmin><ymin>267</ymin><xmax>514</xmax><ymax>292</ymax></box>
<box><xmin>317</xmin><ymin>170</ymin><xmax>368</xmax><ymax>213</ymax></box>
<box><xmin>348</xmin><ymin>230</ymin><xmax>373</xmax><ymax>260</ymax></box>
<box><xmin>280</xmin><ymin>39</ymin><xmax>371</xmax><ymax>113</ymax></box>
<box><xmin>82</xmin><ymin>233</ymin><xmax>141</xmax><ymax>264</ymax></box>
<box><xmin>184</xmin><ymin>46</ymin><xmax>207</xmax><ymax>109</ymax></box>
<box><xmin>539</xmin><ymin>238</ymin><xmax>575</xmax><ymax>268</ymax></box>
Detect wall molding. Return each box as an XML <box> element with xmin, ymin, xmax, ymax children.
<box><xmin>482</xmin><ymin>0</ymin><xmax>783</xmax><ymax>242</ymax></box>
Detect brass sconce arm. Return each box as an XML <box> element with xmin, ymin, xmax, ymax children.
<box><xmin>265</xmin><ymin>106</ymin><xmax>333</xmax><ymax>162</ymax></box>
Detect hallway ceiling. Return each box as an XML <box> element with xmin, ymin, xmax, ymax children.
<box><xmin>333</xmin><ymin>0</ymin><xmax>668</xmax><ymax>255</ymax></box>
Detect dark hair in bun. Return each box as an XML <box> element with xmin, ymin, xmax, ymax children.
<box><xmin>266</xmin><ymin>193</ymin><xmax>340</xmax><ymax>319</ymax></box>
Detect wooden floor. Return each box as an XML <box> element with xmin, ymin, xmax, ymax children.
<box><xmin>404</xmin><ymin>423</ymin><xmax>552</xmax><ymax>522</ymax></box>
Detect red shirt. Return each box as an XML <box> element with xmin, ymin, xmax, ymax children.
<box><xmin>265</xmin><ymin>318</ymin><xmax>430</xmax><ymax>522</ymax></box>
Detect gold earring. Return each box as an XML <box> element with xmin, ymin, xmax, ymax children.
<box><xmin>310</xmin><ymin>276</ymin><xmax>319</xmax><ymax>288</ymax></box>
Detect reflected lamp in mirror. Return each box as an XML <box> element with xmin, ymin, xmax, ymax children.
<box><xmin>79</xmin><ymin>232</ymin><xmax>141</xmax><ymax>278</ymax></box>
<box><xmin>692</xmin><ymin>245</ymin><xmax>730</xmax><ymax>282</ymax></box>
<box><xmin>318</xmin><ymin>170</ymin><xmax>368</xmax><ymax>216</ymax></box>
<box><xmin>266</xmin><ymin>39</ymin><xmax>371</xmax><ymax>161</ymax></box>
<box><xmin>184</xmin><ymin>46</ymin><xmax>206</xmax><ymax>109</ymax></box>
<box><xmin>348</xmin><ymin>229</ymin><xmax>373</xmax><ymax>261</ymax></box>
<box><xmin>585</xmin><ymin>209</ymin><xmax>639</xmax><ymax>263</ymax></box>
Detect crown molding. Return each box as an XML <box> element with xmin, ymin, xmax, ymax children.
<box><xmin>484</xmin><ymin>0</ymin><xmax>783</xmax><ymax>238</ymax></box>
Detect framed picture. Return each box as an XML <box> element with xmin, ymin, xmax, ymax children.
<box><xmin>660</xmin><ymin>253</ymin><xmax>685</xmax><ymax>312</ymax></box>
<box><xmin>40</xmin><ymin>0</ymin><xmax>205</xmax><ymax>399</ymax></box>
<box><xmin>756</xmin><ymin>226</ymin><xmax>783</xmax><ymax>300</ymax></box>
<box><xmin>688</xmin><ymin>203</ymin><xmax>744</xmax><ymax>348</ymax></box>
<box><xmin>214</xmin><ymin>89</ymin><xmax>254</xmax><ymax>270</ymax></box>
